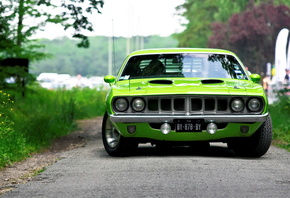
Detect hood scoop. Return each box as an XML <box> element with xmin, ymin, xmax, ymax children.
<box><xmin>201</xmin><ymin>79</ymin><xmax>224</xmax><ymax>84</ymax></box>
<box><xmin>149</xmin><ymin>79</ymin><xmax>173</xmax><ymax>85</ymax></box>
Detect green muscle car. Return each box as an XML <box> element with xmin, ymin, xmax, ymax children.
<box><xmin>102</xmin><ymin>48</ymin><xmax>272</xmax><ymax>157</ymax></box>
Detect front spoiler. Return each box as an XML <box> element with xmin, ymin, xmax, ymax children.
<box><xmin>110</xmin><ymin>113</ymin><xmax>269</xmax><ymax>123</ymax></box>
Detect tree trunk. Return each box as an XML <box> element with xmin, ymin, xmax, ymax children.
<box><xmin>17</xmin><ymin>0</ymin><xmax>24</xmax><ymax>47</ymax></box>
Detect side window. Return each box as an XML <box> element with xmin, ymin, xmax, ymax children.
<box><xmin>233</xmin><ymin>65</ymin><xmax>246</xmax><ymax>79</ymax></box>
<box><xmin>121</xmin><ymin>59</ymin><xmax>142</xmax><ymax>77</ymax></box>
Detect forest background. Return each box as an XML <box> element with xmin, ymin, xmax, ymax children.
<box><xmin>1</xmin><ymin>0</ymin><xmax>290</xmax><ymax>77</ymax></box>
<box><xmin>30</xmin><ymin>36</ymin><xmax>178</xmax><ymax>77</ymax></box>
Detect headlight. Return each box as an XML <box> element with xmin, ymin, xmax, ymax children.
<box><xmin>114</xmin><ymin>98</ymin><xmax>128</xmax><ymax>112</ymax></box>
<box><xmin>248</xmin><ymin>98</ymin><xmax>261</xmax><ymax>112</ymax></box>
<box><xmin>231</xmin><ymin>98</ymin><xmax>244</xmax><ymax>112</ymax></box>
<box><xmin>132</xmin><ymin>98</ymin><xmax>145</xmax><ymax>112</ymax></box>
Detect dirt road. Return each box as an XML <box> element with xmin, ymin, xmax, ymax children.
<box><xmin>0</xmin><ymin>118</ymin><xmax>102</xmax><ymax>195</ymax></box>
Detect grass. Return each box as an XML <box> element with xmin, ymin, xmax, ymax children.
<box><xmin>0</xmin><ymin>86</ymin><xmax>107</xmax><ymax>168</ymax></box>
<box><xmin>268</xmin><ymin>94</ymin><xmax>290</xmax><ymax>151</ymax></box>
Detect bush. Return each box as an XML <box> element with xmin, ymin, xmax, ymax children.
<box><xmin>0</xmin><ymin>90</ymin><xmax>30</xmax><ymax>167</ymax></box>
<box><xmin>71</xmin><ymin>87</ymin><xmax>107</xmax><ymax>119</ymax></box>
<box><xmin>269</xmin><ymin>94</ymin><xmax>290</xmax><ymax>151</ymax></box>
<box><xmin>0</xmin><ymin>122</ymin><xmax>29</xmax><ymax>167</ymax></box>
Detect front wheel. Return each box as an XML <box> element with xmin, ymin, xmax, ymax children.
<box><xmin>102</xmin><ymin>113</ymin><xmax>138</xmax><ymax>156</ymax></box>
<box><xmin>228</xmin><ymin>115</ymin><xmax>272</xmax><ymax>158</ymax></box>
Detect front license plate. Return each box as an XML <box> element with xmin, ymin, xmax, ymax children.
<box><xmin>175</xmin><ymin>119</ymin><xmax>202</xmax><ymax>132</ymax></box>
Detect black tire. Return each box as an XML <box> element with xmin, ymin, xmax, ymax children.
<box><xmin>102</xmin><ymin>113</ymin><xmax>138</xmax><ymax>156</ymax></box>
<box><xmin>228</xmin><ymin>115</ymin><xmax>272</xmax><ymax>158</ymax></box>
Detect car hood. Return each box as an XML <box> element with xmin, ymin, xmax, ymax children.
<box><xmin>112</xmin><ymin>78</ymin><xmax>264</xmax><ymax>96</ymax></box>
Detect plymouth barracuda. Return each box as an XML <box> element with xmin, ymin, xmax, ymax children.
<box><xmin>102</xmin><ymin>48</ymin><xmax>272</xmax><ymax>157</ymax></box>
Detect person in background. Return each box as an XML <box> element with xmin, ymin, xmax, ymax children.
<box><xmin>284</xmin><ymin>69</ymin><xmax>290</xmax><ymax>85</ymax></box>
<box><xmin>263</xmin><ymin>75</ymin><xmax>271</xmax><ymax>94</ymax></box>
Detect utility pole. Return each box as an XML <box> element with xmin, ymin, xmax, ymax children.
<box><xmin>108</xmin><ymin>36</ymin><xmax>113</xmax><ymax>75</ymax></box>
<box><xmin>140</xmin><ymin>36</ymin><xmax>144</xmax><ymax>49</ymax></box>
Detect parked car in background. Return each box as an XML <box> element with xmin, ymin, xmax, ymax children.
<box><xmin>37</xmin><ymin>73</ymin><xmax>58</xmax><ymax>89</ymax></box>
<box><xmin>37</xmin><ymin>73</ymin><xmax>108</xmax><ymax>90</ymax></box>
<box><xmin>102</xmin><ymin>48</ymin><xmax>272</xmax><ymax>157</ymax></box>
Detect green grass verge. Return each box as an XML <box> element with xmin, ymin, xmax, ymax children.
<box><xmin>268</xmin><ymin>95</ymin><xmax>290</xmax><ymax>152</ymax></box>
<box><xmin>0</xmin><ymin>86</ymin><xmax>107</xmax><ymax>168</ymax></box>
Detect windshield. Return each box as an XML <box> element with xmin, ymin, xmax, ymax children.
<box><xmin>119</xmin><ymin>53</ymin><xmax>248</xmax><ymax>80</ymax></box>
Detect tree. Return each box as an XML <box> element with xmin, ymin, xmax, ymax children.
<box><xmin>208</xmin><ymin>3</ymin><xmax>290</xmax><ymax>74</ymax></box>
<box><xmin>0</xmin><ymin>0</ymin><xmax>104</xmax><ymax>95</ymax></box>
<box><xmin>0</xmin><ymin>2</ymin><xmax>17</xmax><ymax>59</ymax></box>
<box><xmin>175</xmin><ymin>0</ymin><xmax>290</xmax><ymax>48</ymax></box>
<box><xmin>175</xmin><ymin>0</ymin><xmax>248</xmax><ymax>47</ymax></box>
<box><xmin>0</xmin><ymin>0</ymin><xmax>104</xmax><ymax>61</ymax></box>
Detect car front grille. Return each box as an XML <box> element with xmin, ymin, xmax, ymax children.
<box><xmin>113</xmin><ymin>95</ymin><xmax>264</xmax><ymax>115</ymax></box>
<box><xmin>145</xmin><ymin>96</ymin><xmax>229</xmax><ymax>114</ymax></box>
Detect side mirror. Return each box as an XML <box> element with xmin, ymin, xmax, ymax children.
<box><xmin>104</xmin><ymin>75</ymin><xmax>116</xmax><ymax>83</ymax></box>
<box><xmin>250</xmin><ymin>74</ymin><xmax>261</xmax><ymax>83</ymax></box>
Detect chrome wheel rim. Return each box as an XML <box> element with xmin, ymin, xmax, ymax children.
<box><xmin>105</xmin><ymin>117</ymin><xmax>120</xmax><ymax>148</ymax></box>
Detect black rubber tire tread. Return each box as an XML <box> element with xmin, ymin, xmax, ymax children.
<box><xmin>228</xmin><ymin>115</ymin><xmax>272</xmax><ymax>158</ymax></box>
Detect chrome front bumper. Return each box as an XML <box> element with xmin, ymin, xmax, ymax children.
<box><xmin>110</xmin><ymin>113</ymin><xmax>269</xmax><ymax>123</ymax></box>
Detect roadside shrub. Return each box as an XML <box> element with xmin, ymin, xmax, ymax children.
<box><xmin>0</xmin><ymin>87</ymin><xmax>106</xmax><ymax>168</ymax></box>
<box><xmin>269</xmin><ymin>94</ymin><xmax>290</xmax><ymax>151</ymax></box>
<box><xmin>71</xmin><ymin>87</ymin><xmax>107</xmax><ymax>119</ymax></box>
<box><xmin>0</xmin><ymin>90</ymin><xmax>30</xmax><ymax>167</ymax></box>
<box><xmin>10</xmin><ymin>88</ymin><xmax>76</xmax><ymax>149</ymax></box>
<box><xmin>0</xmin><ymin>121</ymin><xmax>29</xmax><ymax>167</ymax></box>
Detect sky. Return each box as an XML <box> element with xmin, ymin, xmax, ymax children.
<box><xmin>35</xmin><ymin>0</ymin><xmax>186</xmax><ymax>39</ymax></box>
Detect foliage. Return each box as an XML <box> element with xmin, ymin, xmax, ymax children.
<box><xmin>175</xmin><ymin>0</ymin><xmax>290</xmax><ymax>48</ymax></box>
<box><xmin>11</xmin><ymin>88</ymin><xmax>74</xmax><ymax>147</ymax></box>
<box><xmin>30</xmin><ymin>35</ymin><xmax>178</xmax><ymax>76</ymax></box>
<box><xmin>0</xmin><ymin>1</ymin><xmax>48</xmax><ymax>61</ymax></box>
<box><xmin>0</xmin><ymin>91</ymin><xmax>14</xmax><ymax>125</ymax></box>
<box><xmin>0</xmin><ymin>66</ymin><xmax>35</xmax><ymax>89</ymax></box>
<box><xmin>0</xmin><ymin>87</ymin><xmax>106</xmax><ymax>167</ymax></box>
<box><xmin>0</xmin><ymin>2</ymin><xmax>15</xmax><ymax>58</ymax></box>
<box><xmin>175</xmin><ymin>0</ymin><xmax>249</xmax><ymax>48</ymax></box>
<box><xmin>55</xmin><ymin>0</ymin><xmax>104</xmax><ymax>48</ymax></box>
<box><xmin>68</xmin><ymin>87</ymin><xmax>107</xmax><ymax>119</ymax></box>
<box><xmin>209</xmin><ymin>3</ymin><xmax>290</xmax><ymax>74</ymax></box>
<box><xmin>0</xmin><ymin>90</ymin><xmax>28</xmax><ymax>167</ymax></box>
<box><xmin>0</xmin><ymin>0</ymin><xmax>104</xmax><ymax>68</ymax></box>
<box><xmin>269</xmin><ymin>94</ymin><xmax>290</xmax><ymax>151</ymax></box>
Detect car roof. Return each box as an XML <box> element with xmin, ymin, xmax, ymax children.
<box><xmin>128</xmin><ymin>48</ymin><xmax>236</xmax><ymax>57</ymax></box>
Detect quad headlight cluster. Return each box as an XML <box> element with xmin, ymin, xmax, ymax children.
<box><xmin>114</xmin><ymin>98</ymin><xmax>129</xmax><ymax>112</ymax></box>
<box><xmin>247</xmin><ymin>98</ymin><xmax>261</xmax><ymax>112</ymax></box>
<box><xmin>114</xmin><ymin>97</ymin><xmax>263</xmax><ymax>113</ymax></box>
<box><xmin>114</xmin><ymin>97</ymin><xmax>145</xmax><ymax>112</ymax></box>
<box><xmin>230</xmin><ymin>97</ymin><xmax>262</xmax><ymax>112</ymax></box>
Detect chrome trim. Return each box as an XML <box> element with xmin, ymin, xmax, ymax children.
<box><xmin>110</xmin><ymin>113</ymin><xmax>269</xmax><ymax>123</ymax></box>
